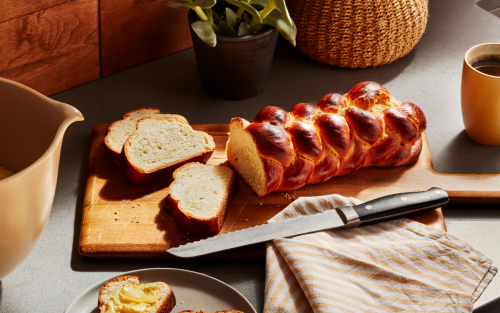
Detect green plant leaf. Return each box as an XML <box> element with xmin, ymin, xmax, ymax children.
<box><xmin>261</xmin><ymin>8</ymin><xmax>296</xmax><ymax>46</ymax></box>
<box><xmin>167</xmin><ymin>0</ymin><xmax>193</xmax><ymax>8</ymax></box>
<box><xmin>273</xmin><ymin>0</ymin><xmax>293</xmax><ymax>26</ymax></box>
<box><xmin>191</xmin><ymin>20</ymin><xmax>217</xmax><ymax>46</ymax></box>
<box><xmin>226</xmin><ymin>0</ymin><xmax>262</xmax><ymax>23</ymax></box>
<box><xmin>193</xmin><ymin>0</ymin><xmax>216</xmax><ymax>9</ymax></box>
<box><xmin>218</xmin><ymin>20</ymin><xmax>238</xmax><ymax>36</ymax></box>
<box><xmin>249</xmin><ymin>0</ymin><xmax>268</xmax><ymax>9</ymax></box>
<box><xmin>226</xmin><ymin>8</ymin><xmax>238</xmax><ymax>28</ymax></box>
<box><xmin>202</xmin><ymin>8</ymin><xmax>212</xmax><ymax>21</ymax></box>
<box><xmin>212</xmin><ymin>11</ymin><xmax>221</xmax><ymax>25</ymax></box>
<box><xmin>238</xmin><ymin>21</ymin><xmax>251</xmax><ymax>36</ymax></box>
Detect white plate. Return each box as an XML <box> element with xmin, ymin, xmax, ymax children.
<box><xmin>65</xmin><ymin>268</ymin><xmax>257</xmax><ymax>313</ymax></box>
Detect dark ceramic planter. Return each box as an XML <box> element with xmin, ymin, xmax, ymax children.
<box><xmin>188</xmin><ymin>9</ymin><xmax>279</xmax><ymax>99</ymax></box>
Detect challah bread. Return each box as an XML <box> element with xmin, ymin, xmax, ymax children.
<box><xmin>104</xmin><ymin>107</ymin><xmax>188</xmax><ymax>166</ymax></box>
<box><xmin>122</xmin><ymin>118</ymin><xmax>215</xmax><ymax>184</ymax></box>
<box><xmin>98</xmin><ymin>275</ymin><xmax>175</xmax><ymax>313</ymax></box>
<box><xmin>165</xmin><ymin>163</ymin><xmax>237</xmax><ymax>235</ymax></box>
<box><xmin>226</xmin><ymin>81</ymin><xmax>426</xmax><ymax>197</ymax></box>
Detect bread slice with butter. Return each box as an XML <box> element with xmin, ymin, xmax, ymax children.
<box><xmin>98</xmin><ymin>275</ymin><xmax>175</xmax><ymax>313</ymax></box>
<box><xmin>179</xmin><ymin>310</ymin><xmax>244</xmax><ymax>313</ymax></box>
<box><xmin>104</xmin><ymin>107</ymin><xmax>188</xmax><ymax>166</ymax></box>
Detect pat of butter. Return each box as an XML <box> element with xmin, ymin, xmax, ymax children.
<box><xmin>0</xmin><ymin>166</ymin><xmax>14</xmax><ymax>180</ymax></box>
<box><xmin>105</xmin><ymin>284</ymin><xmax>159</xmax><ymax>313</ymax></box>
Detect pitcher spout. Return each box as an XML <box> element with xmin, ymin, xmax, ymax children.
<box><xmin>51</xmin><ymin>99</ymin><xmax>84</xmax><ymax>130</ymax></box>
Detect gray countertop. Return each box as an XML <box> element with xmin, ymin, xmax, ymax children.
<box><xmin>2</xmin><ymin>0</ymin><xmax>500</xmax><ymax>312</ymax></box>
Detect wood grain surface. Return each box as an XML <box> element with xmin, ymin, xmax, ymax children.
<box><xmin>79</xmin><ymin>124</ymin><xmax>456</xmax><ymax>259</ymax></box>
<box><xmin>0</xmin><ymin>0</ymin><xmax>100</xmax><ymax>95</ymax></box>
<box><xmin>0</xmin><ymin>0</ymin><xmax>70</xmax><ymax>23</ymax></box>
<box><xmin>100</xmin><ymin>0</ymin><xmax>192</xmax><ymax>76</ymax></box>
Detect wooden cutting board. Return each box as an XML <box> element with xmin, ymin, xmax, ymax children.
<box><xmin>79</xmin><ymin>124</ymin><xmax>498</xmax><ymax>258</ymax></box>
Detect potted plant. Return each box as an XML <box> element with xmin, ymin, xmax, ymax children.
<box><xmin>168</xmin><ymin>0</ymin><xmax>297</xmax><ymax>99</ymax></box>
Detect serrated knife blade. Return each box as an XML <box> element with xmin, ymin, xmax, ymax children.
<box><xmin>167</xmin><ymin>187</ymin><xmax>448</xmax><ymax>258</ymax></box>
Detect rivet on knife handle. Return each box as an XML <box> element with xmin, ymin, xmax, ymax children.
<box><xmin>337</xmin><ymin>187</ymin><xmax>449</xmax><ymax>227</ymax></box>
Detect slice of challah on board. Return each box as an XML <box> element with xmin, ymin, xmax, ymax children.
<box><xmin>226</xmin><ymin>81</ymin><xmax>427</xmax><ymax>197</ymax></box>
<box><xmin>104</xmin><ymin>107</ymin><xmax>188</xmax><ymax>166</ymax></box>
<box><xmin>122</xmin><ymin>117</ymin><xmax>215</xmax><ymax>184</ymax></box>
<box><xmin>98</xmin><ymin>275</ymin><xmax>175</xmax><ymax>313</ymax></box>
<box><xmin>164</xmin><ymin>163</ymin><xmax>237</xmax><ymax>235</ymax></box>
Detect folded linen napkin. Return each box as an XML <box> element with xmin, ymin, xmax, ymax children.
<box><xmin>264</xmin><ymin>195</ymin><xmax>497</xmax><ymax>313</ymax></box>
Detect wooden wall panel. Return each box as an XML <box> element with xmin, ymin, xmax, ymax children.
<box><xmin>0</xmin><ymin>0</ymin><xmax>100</xmax><ymax>95</ymax></box>
<box><xmin>100</xmin><ymin>0</ymin><xmax>193</xmax><ymax>76</ymax></box>
<box><xmin>0</xmin><ymin>0</ymin><xmax>70</xmax><ymax>24</ymax></box>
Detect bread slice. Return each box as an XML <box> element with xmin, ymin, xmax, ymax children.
<box><xmin>98</xmin><ymin>275</ymin><xmax>175</xmax><ymax>313</ymax></box>
<box><xmin>104</xmin><ymin>107</ymin><xmax>188</xmax><ymax>166</ymax></box>
<box><xmin>179</xmin><ymin>310</ymin><xmax>243</xmax><ymax>313</ymax></box>
<box><xmin>165</xmin><ymin>163</ymin><xmax>237</xmax><ymax>235</ymax></box>
<box><xmin>122</xmin><ymin>118</ymin><xmax>215</xmax><ymax>184</ymax></box>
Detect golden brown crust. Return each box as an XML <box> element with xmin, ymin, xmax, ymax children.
<box><xmin>315</xmin><ymin>113</ymin><xmax>352</xmax><ymax>158</ymax></box>
<box><xmin>227</xmin><ymin>81</ymin><xmax>426</xmax><ymax>197</ymax></box>
<box><xmin>157</xmin><ymin>285</ymin><xmax>176</xmax><ymax>313</ymax></box>
<box><xmin>253</xmin><ymin>106</ymin><xmax>290</xmax><ymax>126</ymax></box>
<box><xmin>317</xmin><ymin>93</ymin><xmax>343</xmax><ymax>113</ymax></box>
<box><xmin>104</xmin><ymin>119</ymin><xmax>127</xmax><ymax>166</ymax></box>
<box><xmin>276</xmin><ymin>156</ymin><xmax>314</xmax><ymax>191</ymax></box>
<box><xmin>290</xmin><ymin>103</ymin><xmax>319</xmax><ymax>121</ymax></box>
<box><xmin>287</xmin><ymin>121</ymin><xmax>323</xmax><ymax>163</ymax></box>
<box><xmin>245</xmin><ymin>123</ymin><xmax>294</xmax><ymax>167</ymax></box>
<box><xmin>122</xmin><ymin>117</ymin><xmax>215</xmax><ymax>184</ymax></box>
<box><xmin>122</xmin><ymin>107</ymin><xmax>161</xmax><ymax>120</ymax></box>
<box><xmin>164</xmin><ymin>163</ymin><xmax>238</xmax><ymax>235</ymax></box>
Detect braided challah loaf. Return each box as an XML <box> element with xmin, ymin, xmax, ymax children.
<box><xmin>226</xmin><ymin>81</ymin><xmax>426</xmax><ymax>197</ymax></box>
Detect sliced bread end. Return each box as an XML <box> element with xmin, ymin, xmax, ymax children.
<box><xmin>165</xmin><ymin>163</ymin><xmax>237</xmax><ymax>235</ymax></box>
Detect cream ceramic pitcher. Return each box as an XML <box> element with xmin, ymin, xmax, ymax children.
<box><xmin>0</xmin><ymin>77</ymin><xmax>83</xmax><ymax>280</ymax></box>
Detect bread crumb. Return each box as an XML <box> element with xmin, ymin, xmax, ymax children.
<box><xmin>137</xmin><ymin>203</ymin><xmax>140</xmax><ymax>206</ymax></box>
<box><xmin>136</xmin><ymin>221</ymin><xmax>139</xmax><ymax>223</ymax></box>
<box><xmin>114</xmin><ymin>217</ymin><xmax>120</xmax><ymax>221</ymax></box>
<box><xmin>132</xmin><ymin>205</ymin><xmax>135</xmax><ymax>208</ymax></box>
<box><xmin>114</xmin><ymin>212</ymin><xmax>117</xmax><ymax>214</ymax></box>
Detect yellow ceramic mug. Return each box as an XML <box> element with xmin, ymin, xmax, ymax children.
<box><xmin>461</xmin><ymin>43</ymin><xmax>500</xmax><ymax>145</ymax></box>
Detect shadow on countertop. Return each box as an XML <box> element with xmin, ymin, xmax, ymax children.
<box><xmin>435</xmin><ymin>130</ymin><xmax>500</xmax><ymax>174</ymax></box>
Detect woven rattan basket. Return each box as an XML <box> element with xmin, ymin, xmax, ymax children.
<box><xmin>287</xmin><ymin>0</ymin><xmax>428</xmax><ymax>68</ymax></box>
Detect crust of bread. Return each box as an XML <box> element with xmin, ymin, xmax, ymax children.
<box><xmin>227</xmin><ymin>81</ymin><xmax>426</xmax><ymax>197</ymax></box>
<box><xmin>122</xmin><ymin>107</ymin><xmax>161</xmax><ymax>120</ymax></box>
<box><xmin>121</xmin><ymin>117</ymin><xmax>215</xmax><ymax>184</ymax></box>
<box><xmin>97</xmin><ymin>275</ymin><xmax>176</xmax><ymax>313</ymax></box>
<box><xmin>164</xmin><ymin>163</ymin><xmax>238</xmax><ymax>235</ymax></box>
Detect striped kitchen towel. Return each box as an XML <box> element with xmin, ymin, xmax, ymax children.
<box><xmin>264</xmin><ymin>195</ymin><xmax>497</xmax><ymax>313</ymax></box>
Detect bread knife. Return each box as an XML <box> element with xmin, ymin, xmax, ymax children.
<box><xmin>167</xmin><ymin>187</ymin><xmax>448</xmax><ymax>258</ymax></box>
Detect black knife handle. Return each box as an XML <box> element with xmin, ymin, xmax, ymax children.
<box><xmin>338</xmin><ymin>187</ymin><xmax>449</xmax><ymax>227</ymax></box>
